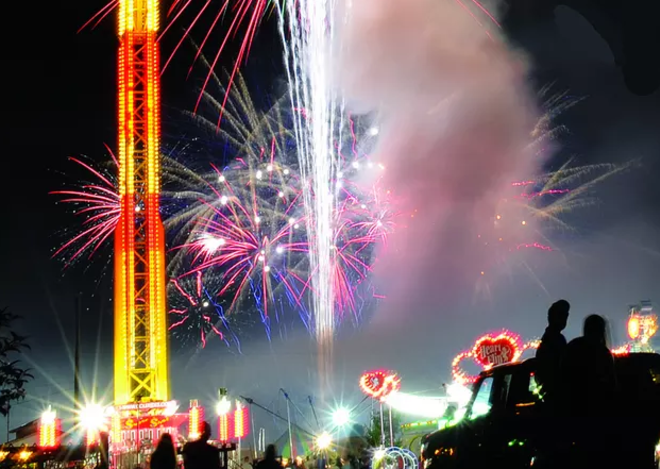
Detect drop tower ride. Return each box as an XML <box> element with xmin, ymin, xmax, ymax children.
<box><xmin>114</xmin><ymin>0</ymin><xmax>169</xmax><ymax>405</ymax></box>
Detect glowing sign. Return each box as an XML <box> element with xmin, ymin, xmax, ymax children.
<box><xmin>359</xmin><ymin>370</ymin><xmax>401</xmax><ymax>400</ymax></box>
<box><xmin>473</xmin><ymin>332</ymin><xmax>521</xmax><ymax>368</ymax></box>
<box><xmin>122</xmin><ymin>416</ymin><xmax>172</xmax><ymax>429</ymax></box>
<box><xmin>452</xmin><ymin>331</ymin><xmax>530</xmax><ymax>385</ymax></box>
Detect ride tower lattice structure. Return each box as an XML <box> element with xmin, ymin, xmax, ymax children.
<box><xmin>114</xmin><ymin>0</ymin><xmax>169</xmax><ymax>406</ymax></box>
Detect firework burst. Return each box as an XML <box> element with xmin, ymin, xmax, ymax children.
<box><xmin>172</xmin><ymin>72</ymin><xmax>392</xmax><ymax>331</ymax></box>
<box><xmin>473</xmin><ymin>90</ymin><xmax>633</xmax><ymax>296</ymax></box>
<box><xmin>168</xmin><ymin>270</ymin><xmax>241</xmax><ymax>349</ymax></box>
<box><xmin>50</xmin><ymin>150</ymin><xmax>120</xmax><ymax>266</ymax></box>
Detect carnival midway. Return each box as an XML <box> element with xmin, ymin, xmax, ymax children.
<box><xmin>2</xmin><ymin>0</ymin><xmax>659</xmax><ymax>468</ymax></box>
<box><xmin>1</xmin><ymin>300</ymin><xmax>656</xmax><ymax>468</ymax></box>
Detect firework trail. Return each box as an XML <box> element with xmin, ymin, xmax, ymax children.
<box><xmin>168</xmin><ymin>270</ymin><xmax>241</xmax><ymax>349</ymax></box>
<box><xmin>277</xmin><ymin>0</ymin><xmax>344</xmax><ymax>349</ymax></box>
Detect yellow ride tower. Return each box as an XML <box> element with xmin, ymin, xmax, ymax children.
<box><xmin>114</xmin><ymin>0</ymin><xmax>169</xmax><ymax>405</ymax></box>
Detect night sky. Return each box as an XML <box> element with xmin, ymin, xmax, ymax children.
<box><xmin>2</xmin><ymin>0</ymin><xmax>659</xmax><ymax>440</ymax></box>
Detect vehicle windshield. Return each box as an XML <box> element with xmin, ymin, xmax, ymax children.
<box><xmin>471</xmin><ymin>377</ymin><xmax>494</xmax><ymax>419</ymax></box>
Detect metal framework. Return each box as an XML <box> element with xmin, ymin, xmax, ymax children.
<box><xmin>114</xmin><ymin>0</ymin><xmax>169</xmax><ymax>405</ymax></box>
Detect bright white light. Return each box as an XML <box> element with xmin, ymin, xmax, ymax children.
<box><xmin>79</xmin><ymin>404</ymin><xmax>106</xmax><ymax>431</ymax></box>
<box><xmin>264</xmin><ymin>265</ymin><xmax>271</xmax><ymax>272</ymax></box>
<box><xmin>255</xmin><ymin>216</ymin><xmax>261</xmax><ymax>224</ymax></box>
<box><xmin>219</xmin><ymin>175</ymin><xmax>226</xmax><ymax>183</ymax></box>
<box><xmin>383</xmin><ymin>391</ymin><xmax>448</xmax><ymax>419</ymax></box>
<box><xmin>266</xmin><ymin>164</ymin><xmax>274</xmax><ymax>172</ymax></box>
<box><xmin>163</xmin><ymin>401</ymin><xmax>179</xmax><ymax>417</ymax></box>
<box><xmin>337</xmin><ymin>171</ymin><xmax>343</xmax><ymax>178</ymax></box>
<box><xmin>332</xmin><ymin>407</ymin><xmax>351</xmax><ymax>427</ymax></box>
<box><xmin>256</xmin><ymin>170</ymin><xmax>263</xmax><ymax>180</ymax></box>
<box><xmin>288</xmin><ymin>217</ymin><xmax>296</xmax><ymax>225</ymax></box>
<box><xmin>373</xmin><ymin>449</ymin><xmax>386</xmax><ymax>460</ymax></box>
<box><xmin>283</xmin><ymin>169</ymin><xmax>290</xmax><ymax>175</ymax></box>
<box><xmin>361</xmin><ymin>204</ymin><xmax>367</xmax><ymax>209</ymax></box>
<box><xmin>447</xmin><ymin>383</ymin><xmax>473</xmax><ymax>408</ymax></box>
<box><xmin>41</xmin><ymin>408</ymin><xmax>56</xmax><ymax>425</ymax></box>
<box><xmin>200</xmin><ymin>236</ymin><xmax>225</xmax><ymax>254</ymax></box>
<box><xmin>367</xmin><ymin>162</ymin><xmax>374</xmax><ymax>168</ymax></box>
<box><xmin>216</xmin><ymin>396</ymin><xmax>231</xmax><ymax>416</ymax></box>
<box><xmin>316</xmin><ymin>432</ymin><xmax>332</xmax><ymax>450</ymax></box>
<box><xmin>294</xmin><ymin>224</ymin><xmax>300</xmax><ymax>230</ymax></box>
<box><xmin>278</xmin><ymin>191</ymin><xmax>285</xmax><ymax>198</ymax></box>
<box><xmin>258</xmin><ymin>255</ymin><xmax>265</xmax><ymax>262</ymax></box>
<box><xmin>368</xmin><ymin>126</ymin><xmax>379</xmax><ymax>136</ymax></box>
<box><xmin>276</xmin><ymin>246</ymin><xmax>285</xmax><ymax>254</ymax></box>
<box><xmin>220</xmin><ymin>195</ymin><xmax>229</xmax><ymax>205</ymax></box>
<box><xmin>352</xmin><ymin>161</ymin><xmax>360</xmax><ymax>169</ymax></box>
<box><xmin>202</xmin><ymin>301</ymin><xmax>210</xmax><ymax>308</ymax></box>
<box><xmin>135</xmin><ymin>205</ymin><xmax>142</xmax><ymax>212</ymax></box>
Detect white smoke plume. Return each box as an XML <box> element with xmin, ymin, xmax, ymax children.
<box><xmin>334</xmin><ymin>0</ymin><xmax>546</xmax><ymax>327</ymax></box>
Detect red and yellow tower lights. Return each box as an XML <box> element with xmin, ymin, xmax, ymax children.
<box><xmin>215</xmin><ymin>395</ymin><xmax>251</xmax><ymax>443</ymax></box>
<box><xmin>114</xmin><ymin>0</ymin><xmax>169</xmax><ymax>405</ymax></box>
<box><xmin>37</xmin><ymin>407</ymin><xmax>62</xmax><ymax>450</ymax></box>
<box><xmin>189</xmin><ymin>400</ymin><xmax>204</xmax><ymax>440</ymax></box>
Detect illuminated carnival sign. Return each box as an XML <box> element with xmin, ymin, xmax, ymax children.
<box><xmin>628</xmin><ymin>303</ymin><xmax>657</xmax><ymax>346</ymax></box>
<box><xmin>38</xmin><ymin>408</ymin><xmax>61</xmax><ymax>450</ymax></box>
<box><xmin>122</xmin><ymin>416</ymin><xmax>172</xmax><ymax>429</ymax></box>
<box><xmin>359</xmin><ymin>370</ymin><xmax>401</xmax><ymax>400</ymax></box>
<box><xmin>452</xmin><ymin>331</ymin><xmax>538</xmax><ymax>385</ymax></box>
<box><xmin>473</xmin><ymin>332</ymin><xmax>522</xmax><ymax>367</ymax></box>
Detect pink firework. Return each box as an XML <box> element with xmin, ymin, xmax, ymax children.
<box><xmin>50</xmin><ymin>151</ymin><xmax>120</xmax><ymax>265</ymax></box>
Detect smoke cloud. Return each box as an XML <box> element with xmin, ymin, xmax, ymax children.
<box><xmin>334</xmin><ymin>0</ymin><xmax>545</xmax><ymax>329</ymax></box>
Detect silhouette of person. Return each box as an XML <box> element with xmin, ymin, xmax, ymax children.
<box><xmin>256</xmin><ymin>445</ymin><xmax>281</xmax><ymax>469</ymax></box>
<box><xmin>560</xmin><ymin>314</ymin><xmax>617</xmax><ymax>469</ymax></box>
<box><xmin>150</xmin><ymin>433</ymin><xmax>177</xmax><ymax>469</ymax></box>
<box><xmin>182</xmin><ymin>422</ymin><xmax>221</xmax><ymax>469</ymax></box>
<box><xmin>535</xmin><ymin>299</ymin><xmax>570</xmax><ymax>402</ymax></box>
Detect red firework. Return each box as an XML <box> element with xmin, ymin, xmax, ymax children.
<box><xmin>50</xmin><ymin>150</ymin><xmax>120</xmax><ymax>265</ymax></box>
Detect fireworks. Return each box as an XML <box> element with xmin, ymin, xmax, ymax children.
<box><xmin>50</xmin><ymin>151</ymin><xmax>120</xmax><ymax>265</ymax></box>
<box><xmin>168</xmin><ymin>271</ymin><xmax>240</xmax><ymax>349</ymax></box>
<box><xmin>473</xmin><ymin>90</ymin><xmax>632</xmax><ymax>294</ymax></box>
<box><xmin>174</xmin><ymin>72</ymin><xmax>391</xmax><ymax>331</ymax></box>
<box><xmin>52</xmin><ymin>67</ymin><xmax>627</xmax><ymax>346</ymax></box>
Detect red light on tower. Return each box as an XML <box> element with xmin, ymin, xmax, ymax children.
<box><xmin>189</xmin><ymin>400</ymin><xmax>204</xmax><ymax>440</ymax></box>
<box><xmin>38</xmin><ymin>408</ymin><xmax>61</xmax><ymax>450</ymax></box>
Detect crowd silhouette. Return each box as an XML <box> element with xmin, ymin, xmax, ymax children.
<box><xmin>535</xmin><ymin>300</ymin><xmax>659</xmax><ymax>469</ymax></box>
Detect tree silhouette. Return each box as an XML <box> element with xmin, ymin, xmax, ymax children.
<box><xmin>0</xmin><ymin>307</ymin><xmax>32</xmax><ymax>416</ymax></box>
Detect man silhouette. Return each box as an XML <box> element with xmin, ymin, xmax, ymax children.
<box><xmin>182</xmin><ymin>422</ymin><xmax>221</xmax><ymax>469</ymax></box>
<box><xmin>535</xmin><ymin>299</ymin><xmax>570</xmax><ymax>401</ymax></box>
